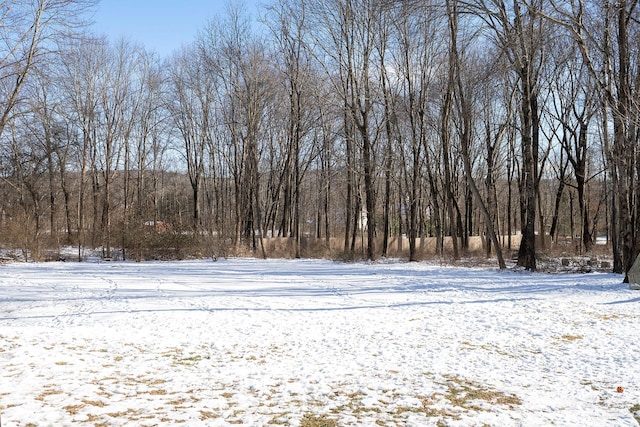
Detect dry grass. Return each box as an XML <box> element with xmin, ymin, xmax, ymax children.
<box><xmin>441</xmin><ymin>375</ymin><xmax>522</xmax><ymax>410</ymax></box>
<box><xmin>630</xmin><ymin>404</ymin><xmax>640</xmax><ymax>423</ymax></box>
<box><xmin>200</xmin><ymin>410</ymin><xmax>220</xmax><ymax>420</ymax></box>
<box><xmin>63</xmin><ymin>404</ymin><xmax>85</xmax><ymax>415</ymax></box>
<box><xmin>106</xmin><ymin>408</ymin><xmax>139</xmax><ymax>418</ymax></box>
<box><xmin>588</xmin><ymin>312</ymin><xmax>635</xmax><ymax>321</ymax></box>
<box><xmin>559</xmin><ymin>334</ymin><xmax>583</xmax><ymax>342</ymax></box>
<box><xmin>460</xmin><ymin>340</ymin><xmax>517</xmax><ymax>358</ymax></box>
<box><xmin>300</xmin><ymin>412</ymin><xmax>338</xmax><ymax>427</ymax></box>
<box><xmin>9</xmin><ymin>336</ymin><xmax>527</xmax><ymax>427</ymax></box>
<box><xmin>34</xmin><ymin>386</ymin><xmax>64</xmax><ymax>401</ymax></box>
<box><xmin>12</xmin><ymin>375</ymin><xmax>525</xmax><ymax>426</ymax></box>
<box><xmin>391</xmin><ymin>373</ymin><xmax>522</xmax><ymax>423</ymax></box>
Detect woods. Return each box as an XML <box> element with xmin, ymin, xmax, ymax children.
<box><xmin>0</xmin><ymin>0</ymin><xmax>639</xmax><ymax>278</ymax></box>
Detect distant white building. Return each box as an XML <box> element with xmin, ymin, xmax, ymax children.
<box><xmin>358</xmin><ymin>209</ymin><xmax>367</xmax><ymax>231</ymax></box>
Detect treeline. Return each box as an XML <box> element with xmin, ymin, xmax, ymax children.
<box><xmin>0</xmin><ymin>0</ymin><xmax>638</xmax><ymax>278</ymax></box>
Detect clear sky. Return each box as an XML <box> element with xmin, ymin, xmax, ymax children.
<box><xmin>91</xmin><ymin>1</ymin><xmax>261</xmax><ymax>57</ymax></box>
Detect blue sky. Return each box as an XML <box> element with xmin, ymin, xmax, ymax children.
<box><xmin>92</xmin><ymin>1</ymin><xmax>261</xmax><ymax>57</ymax></box>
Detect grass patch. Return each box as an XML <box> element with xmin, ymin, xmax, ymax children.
<box><xmin>63</xmin><ymin>404</ymin><xmax>85</xmax><ymax>415</ymax></box>
<box><xmin>445</xmin><ymin>377</ymin><xmax>522</xmax><ymax>410</ymax></box>
<box><xmin>630</xmin><ymin>404</ymin><xmax>640</xmax><ymax>423</ymax></box>
<box><xmin>35</xmin><ymin>386</ymin><xmax>64</xmax><ymax>401</ymax></box>
<box><xmin>586</xmin><ymin>312</ymin><xmax>635</xmax><ymax>321</ymax></box>
<box><xmin>168</xmin><ymin>397</ymin><xmax>188</xmax><ymax>406</ymax></box>
<box><xmin>162</xmin><ymin>347</ymin><xmax>209</xmax><ymax>366</ymax></box>
<box><xmin>559</xmin><ymin>334</ymin><xmax>583</xmax><ymax>342</ymax></box>
<box><xmin>392</xmin><ymin>373</ymin><xmax>522</xmax><ymax>423</ymax></box>
<box><xmin>395</xmin><ymin>397</ymin><xmax>460</xmax><ymax>421</ymax></box>
<box><xmin>300</xmin><ymin>412</ymin><xmax>338</xmax><ymax>427</ymax></box>
<box><xmin>83</xmin><ymin>399</ymin><xmax>106</xmax><ymax>407</ymax></box>
<box><xmin>200</xmin><ymin>410</ymin><xmax>219</xmax><ymax>420</ymax></box>
<box><xmin>106</xmin><ymin>408</ymin><xmax>140</xmax><ymax>418</ymax></box>
<box><xmin>267</xmin><ymin>413</ymin><xmax>290</xmax><ymax>424</ymax></box>
<box><xmin>460</xmin><ymin>340</ymin><xmax>516</xmax><ymax>358</ymax></box>
<box><xmin>441</xmin><ymin>375</ymin><xmax>522</xmax><ymax>410</ymax></box>
<box><xmin>180</xmin><ymin>354</ymin><xmax>204</xmax><ymax>363</ymax></box>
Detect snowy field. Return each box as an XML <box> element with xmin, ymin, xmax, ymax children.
<box><xmin>0</xmin><ymin>258</ymin><xmax>639</xmax><ymax>426</ymax></box>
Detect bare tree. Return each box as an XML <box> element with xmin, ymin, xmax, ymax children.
<box><xmin>544</xmin><ymin>41</ymin><xmax>599</xmax><ymax>252</ymax></box>
<box><xmin>6</xmin><ymin>114</ymin><xmax>47</xmax><ymax>259</ymax></box>
<box><xmin>0</xmin><ymin>0</ymin><xmax>96</xmax><ymax>140</ymax></box>
<box><xmin>462</xmin><ymin>0</ymin><xmax>550</xmax><ymax>270</ymax></box>
<box><xmin>265</xmin><ymin>0</ymin><xmax>318</xmax><ymax>257</ymax></box>
<box><xmin>96</xmin><ymin>39</ymin><xmax>140</xmax><ymax>259</ymax></box>
<box><xmin>389</xmin><ymin>1</ymin><xmax>444</xmax><ymax>260</ymax></box>
<box><xmin>441</xmin><ymin>1</ymin><xmax>461</xmax><ymax>261</ymax></box>
<box><xmin>375</xmin><ymin>3</ymin><xmax>396</xmax><ymax>258</ymax></box>
<box><xmin>535</xmin><ymin>0</ymin><xmax>640</xmax><ymax>280</ymax></box>
<box><xmin>202</xmin><ymin>5</ymin><xmax>273</xmax><ymax>256</ymax></box>
<box><xmin>126</xmin><ymin>48</ymin><xmax>166</xmax><ymax>261</ymax></box>
<box><xmin>446</xmin><ymin>0</ymin><xmax>506</xmax><ymax>268</ymax></box>
<box><xmin>166</xmin><ymin>45</ymin><xmax>211</xmax><ymax>232</ymax></box>
<box><xmin>24</xmin><ymin>67</ymin><xmax>63</xmax><ymax>245</ymax></box>
<box><xmin>311</xmin><ymin>0</ymin><xmax>382</xmax><ymax>259</ymax></box>
<box><xmin>57</xmin><ymin>36</ymin><xmax>105</xmax><ymax>259</ymax></box>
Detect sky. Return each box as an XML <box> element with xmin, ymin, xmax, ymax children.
<box><xmin>91</xmin><ymin>1</ymin><xmax>261</xmax><ymax>57</ymax></box>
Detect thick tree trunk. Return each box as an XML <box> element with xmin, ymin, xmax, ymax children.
<box><xmin>517</xmin><ymin>76</ymin><xmax>538</xmax><ymax>271</ymax></box>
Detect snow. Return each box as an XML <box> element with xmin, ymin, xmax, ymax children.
<box><xmin>0</xmin><ymin>258</ymin><xmax>639</xmax><ymax>426</ymax></box>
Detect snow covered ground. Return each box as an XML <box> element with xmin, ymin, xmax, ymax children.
<box><xmin>0</xmin><ymin>258</ymin><xmax>639</xmax><ymax>426</ymax></box>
